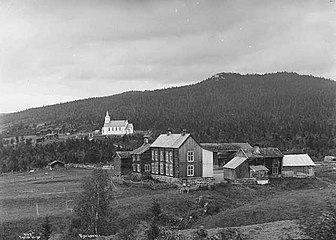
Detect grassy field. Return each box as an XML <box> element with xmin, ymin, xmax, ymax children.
<box><xmin>1</xmin><ymin>166</ymin><xmax>336</xmax><ymax>239</ymax></box>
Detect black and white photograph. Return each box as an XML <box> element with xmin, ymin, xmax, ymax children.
<box><xmin>0</xmin><ymin>0</ymin><xmax>335</xmax><ymax>239</ymax></box>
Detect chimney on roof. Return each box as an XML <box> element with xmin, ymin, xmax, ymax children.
<box><xmin>181</xmin><ymin>129</ymin><xmax>187</xmax><ymax>136</ymax></box>
<box><xmin>253</xmin><ymin>144</ymin><xmax>261</xmax><ymax>154</ymax></box>
<box><xmin>167</xmin><ymin>128</ymin><xmax>172</xmax><ymax>136</ymax></box>
<box><xmin>143</xmin><ymin>135</ymin><xmax>149</xmax><ymax>144</ymax></box>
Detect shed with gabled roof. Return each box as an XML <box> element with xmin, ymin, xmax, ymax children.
<box><xmin>282</xmin><ymin>154</ymin><xmax>315</xmax><ymax>178</ymax></box>
<box><xmin>223</xmin><ymin>156</ymin><xmax>249</xmax><ymax>180</ymax></box>
<box><xmin>111</xmin><ymin>151</ymin><xmax>133</xmax><ymax>176</ymax></box>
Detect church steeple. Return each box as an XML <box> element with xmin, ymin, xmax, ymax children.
<box><xmin>105</xmin><ymin>110</ymin><xmax>110</xmax><ymax>124</ymax></box>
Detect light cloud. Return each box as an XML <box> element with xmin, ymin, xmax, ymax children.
<box><xmin>0</xmin><ymin>0</ymin><xmax>335</xmax><ymax>112</ymax></box>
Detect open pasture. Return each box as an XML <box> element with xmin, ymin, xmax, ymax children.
<box><xmin>0</xmin><ymin>168</ymin><xmax>91</xmax><ymax>222</ymax></box>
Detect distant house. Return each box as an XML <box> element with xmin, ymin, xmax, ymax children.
<box><xmin>324</xmin><ymin>155</ymin><xmax>336</xmax><ymax>162</ymax></box>
<box><xmin>223</xmin><ymin>145</ymin><xmax>283</xmax><ymax>180</ymax></box>
<box><xmin>150</xmin><ymin>129</ymin><xmax>213</xmax><ymax>180</ymax></box>
<box><xmin>102</xmin><ymin>111</ymin><xmax>133</xmax><ymax>136</ymax></box>
<box><xmin>48</xmin><ymin>160</ymin><xmax>65</xmax><ymax>170</ymax></box>
<box><xmin>131</xmin><ymin>136</ymin><xmax>151</xmax><ymax>175</ymax></box>
<box><xmin>282</xmin><ymin>154</ymin><xmax>315</xmax><ymax>178</ymax></box>
<box><xmin>200</xmin><ymin>143</ymin><xmax>252</xmax><ymax>167</ymax></box>
<box><xmin>111</xmin><ymin>151</ymin><xmax>133</xmax><ymax>176</ymax></box>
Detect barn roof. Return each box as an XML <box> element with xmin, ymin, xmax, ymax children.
<box><xmin>242</xmin><ymin>147</ymin><xmax>283</xmax><ymax>158</ymax></box>
<box><xmin>223</xmin><ymin>156</ymin><xmax>247</xmax><ymax>169</ymax></box>
<box><xmin>104</xmin><ymin>120</ymin><xmax>129</xmax><ymax>128</ymax></box>
<box><xmin>200</xmin><ymin>143</ymin><xmax>252</xmax><ymax>152</ymax></box>
<box><xmin>283</xmin><ymin>154</ymin><xmax>315</xmax><ymax>167</ymax></box>
<box><xmin>115</xmin><ymin>151</ymin><xmax>132</xmax><ymax>159</ymax></box>
<box><xmin>151</xmin><ymin>133</ymin><xmax>191</xmax><ymax>148</ymax></box>
<box><xmin>131</xmin><ymin>143</ymin><xmax>151</xmax><ymax>154</ymax></box>
<box><xmin>250</xmin><ymin>165</ymin><xmax>269</xmax><ymax>172</ymax></box>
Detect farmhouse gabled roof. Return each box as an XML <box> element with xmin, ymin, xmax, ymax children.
<box><xmin>131</xmin><ymin>143</ymin><xmax>151</xmax><ymax>155</ymax></box>
<box><xmin>243</xmin><ymin>147</ymin><xmax>283</xmax><ymax>158</ymax></box>
<box><xmin>104</xmin><ymin>120</ymin><xmax>129</xmax><ymax>128</ymax></box>
<box><xmin>200</xmin><ymin>143</ymin><xmax>252</xmax><ymax>152</ymax></box>
<box><xmin>151</xmin><ymin>133</ymin><xmax>191</xmax><ymax>148</ymax></box>
<box><xmin>115</xmin><ymin>151</ymin><xmax>132</xmax><ymax>159</ymax></box>
<box><xmin>223</xmin><ymin>156</ymin><xmax>247</xmax><ymax>169</ymax></box>
<box><xmin>283</xmin><ymin>154</ymin><xmax>315</xmax><ymax>167</ymax></box>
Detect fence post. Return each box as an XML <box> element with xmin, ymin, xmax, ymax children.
<box><xmin>36</xmin><ymin>203</ymin><xmax>39</xmax><ymax>216</ymax></box>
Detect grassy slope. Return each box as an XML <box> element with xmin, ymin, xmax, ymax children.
<box><xmin>1</xmin><ymin>167</ymin><xmax>335</xmax><ymax>239</ymax></box>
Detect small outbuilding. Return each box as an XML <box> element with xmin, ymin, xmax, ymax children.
<box><xmin>111</xmin><ymin>151</ymin><xmax>133</xmax><ymax>176</ymax></box>
<box><xmin>48</xmin><ymin>160</ymin><xmax>65</xmax><ymax>170</ymax></box>
<box><xmin>223</xmin><ymin>156</ymin><xmax>249</xmax><ymax>180</ymax></box>
<box><xmin>282</xmin><ymin>154</ymin><xmax>315</xmax><ymax>178</ymax></box>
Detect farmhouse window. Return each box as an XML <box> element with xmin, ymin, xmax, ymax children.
<box><xmin>137</xmin><ymin>155</ymin><xmax>140</xmax><ymax>161</ymax></box>
<box><xmin>155</xmin><ymin>150</ymin><xmax>158</xmax><ymax>161</ymax></box>
<box><xmin>166</xmin><ymin>152</ymin><xmax>169</xmax><ymax>162</ymax></box>
<box><xmin>151</xmin><ymin>163</ymin><xmax>155</xmax><ymax>173</ymax></box>
<box><xmin>137</xmin><ymin>164</ymin><xmax>141</xmax><ymax>172</ymax></box>
<box><xmin>155</xmin><ymin>162</ymin><xmax>159</xmax><ymax>174</ymax></box>
<box><xmin>132</xmin><ymin>155</ymin><xmax>136</xmax><ymax>162</ymax></box>
<box><xmin>145</xmin><ymin>164</ymin><xmax>150</xmax><ymax>172</ymax></box>
<box><xmin>165</xmin><ymin>163</ymin><xmax>169</xmax><ymax>175</ymax></box>
<box><xmin>151</xmin><ymin>151</ymin><xmax>155</xmax><ymax>161</ymax></box>
<box><xmin>160</xmin><ymin>163</ymin><xmax>164</xmax><ymax>174</ymax></box>
<box><xmin>169</xmin><ymin>151</ymin><xmax>173</xmax><ymax>163</ymax></box>
<box><xmin>169</xmin><ymin>164</ymin><xmax>173</xmax><ymax>176</ymax></box>
<box><xmin>272</xmin><ymin>159</ymin><xmax>279</xmax><ymax>175</ymax></box>
<box><xmin>132</xmin><ymin>164</ymin><xmax>137</xmax><ymax>172</ymax></box>
<box><xmin>187</xmin><ymin>165</ymin><xmax>194</xmax><ymax>176</ymax></box>
<box><xmin>187</xmin><ymin>151</ymin><xmax>194</xmax><ymax>162</ymax></box>
<box><xmin>160</xmin><ymin>151</ymin><xmax>164</xmax><ymax>161</ymax></box>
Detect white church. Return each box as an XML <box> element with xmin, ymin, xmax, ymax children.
<box><xmin>101</xmin><ymin>111</ymin><xmax>134</xmax><ymax>135</ymax></box>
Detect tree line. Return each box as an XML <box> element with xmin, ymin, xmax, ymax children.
<box><xmin>1</xmin><ymin>72</ymin><xmax>336</xmax><ymax>162</ymax></box>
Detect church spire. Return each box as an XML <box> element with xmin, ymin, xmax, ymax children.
<box><xmin>105</xmin><ymin>110</ymin><xmax>110</xmax><ymax>124</ymax></box>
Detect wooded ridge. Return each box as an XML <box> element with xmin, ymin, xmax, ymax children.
<box><xmin>1</xmin><ymin>72</ymin><xmax>336</xmax><ymax>159</ymax></box>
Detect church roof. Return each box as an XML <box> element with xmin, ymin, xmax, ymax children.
<box><xmin>104</xmin><ymin>120</ymin><xmax>129</xmax><ymax>128</ymax></box>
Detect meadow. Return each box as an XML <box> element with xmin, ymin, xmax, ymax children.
<box><xmin>1</xmin><ymin>166</ymin><xmax>336</xmax><ymax>239</ymax></box>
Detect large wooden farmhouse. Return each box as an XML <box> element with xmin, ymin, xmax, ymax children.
<box><xmin>150</xmin><ymin>130</ymin><xmax>213</xmax><ymax>180</ymax></box>
<box><xmin>223</xmin><ymin>146</ymin><xmax>283</xmax><ymax>180</ymax></box>
<box><xmin>102</xmin><ymin>111</ymin><xmax>133</xmax><ymax>136</ymax></box>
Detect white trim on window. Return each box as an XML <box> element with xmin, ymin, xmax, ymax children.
<box><xmin>145</xmin><ymin>164</ymin><xmax>150</xmax><ymax>172</ymax></box>
<box><xmin>187</xmin><ymin>151</ymin><xmax>194</xmax><ymax>162</ymax></box>
<box><xmin>187</xmin><ymin>165</ymin><xmax>194</xmax><ymax>176</ymax></box>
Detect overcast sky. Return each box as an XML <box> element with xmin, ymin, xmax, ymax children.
<box><xmin>0</xmin><ymin>0</ymin><xmax>335</xmax><ymax>113</ymax></box>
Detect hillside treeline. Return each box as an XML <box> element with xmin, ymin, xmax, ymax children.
<box><xmin>0</xmin><ymin>135</ymin><xmax>144</xmax><ymax>173</ymax></box>
<box><xmin>1</xmin><ymin>72</ymin><xmax>336</xmax><ymax>160</ymax></box>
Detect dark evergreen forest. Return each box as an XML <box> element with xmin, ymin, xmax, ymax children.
<box><xmin>0</xmin><ymin>72</ymin><xmax>335</xmax><ymax>172</ymax></box>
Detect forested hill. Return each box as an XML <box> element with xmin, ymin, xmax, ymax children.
<box><xmin>1</xmin><ymin>72</ymin><xmax>336</xmax><ymax>157</ymax></box>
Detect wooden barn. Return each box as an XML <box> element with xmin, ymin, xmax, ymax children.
<box><xmin>235</xmin><ymin>146</ymin><xmax>284</xmax><ymax>177</ymax></box>
<box><xmin>131</xmin><ymin>136</ymin><xmax>151</xmax><ymax>175</ymax></box>
<box><xmin>223</xmin><ymin>156</ymin><xmax>249</xmax><ymax>180</ymax></box>
<box><xmin>111</xmin><ymin>151</ymin><xmax>132</xmax><ymax>176</ymax></box>
<box><xmin>48</xmin><ymin>160</ymin><xmax>65</xmax><ymax>170</ymax></box>
<box><xmin>201</xmin><ymin>143</ymin><xmax>252</xmax><ymax>168</ymax></box>
<box><xmin>282</xmin><ymin>154</ymin><xmax>315</xmax><ymax>178</ymax></box>
<box><xmin>150</xmin><ymin>129</ymin><xmax>213</xmax><ymax>179</ymax></box>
